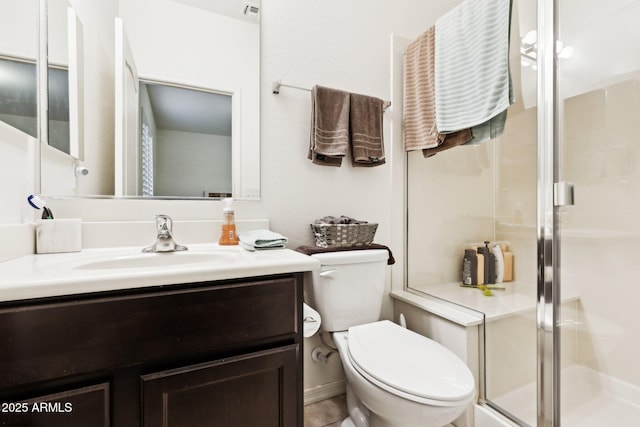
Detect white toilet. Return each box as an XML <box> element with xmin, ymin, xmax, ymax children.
<box><xmin>309</xmin><ymin>249</ymin><xmax>475</xmax><ymax>427</ymax></box>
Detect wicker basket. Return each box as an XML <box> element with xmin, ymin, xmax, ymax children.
<box><xmin>310</xmin><ymin>223</ymin><xmax>378</xmax><ymax>248</ymax></box>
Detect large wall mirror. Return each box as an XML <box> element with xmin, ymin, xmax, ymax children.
<box><xmin>130</xmin><ymin>80</ymin><xmax>234</xmax><ymax>198</ymax></box>
<box><xmin>40</xmin><ymin>0</ymin><xmax>261</xmax><ymax>200</ymax></box>
<box><xmin>0</xmin><ymin>0</ymin><xmax>40</xmax><ymax>224</ymax></box>
<box><xmin>0</xmin><ymin>1</ymin><xmax>40</xmax><ymax>144</ymax></box>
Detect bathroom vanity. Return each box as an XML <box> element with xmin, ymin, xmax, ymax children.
<box><xmin>0</xmin><ymin>245</ymin><xmax>319</xmax><ymax>426</ymax></box>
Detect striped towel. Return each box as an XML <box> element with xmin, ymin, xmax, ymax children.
<box><xmin>403</xmin><ymin>26</ymin><xmax>441</xmax><ymax>151</ymax></box>
<box><xmin>435</xmin><ymin>0</ymin><xmax>512</xmax><ymax>132</ymax></box>
<box><xmin>350</xmin><ymin>92</ymin><xmax>385</xmax><ymax>166</ymax></box>
<box><xmin>309</xmin><ymin>85</ymin><xmax>351</xmax><ymax>166</ymax></box>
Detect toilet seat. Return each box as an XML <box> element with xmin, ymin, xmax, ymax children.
<box><xmin>346</xmin><ymin>320</ymin><xmax>475</xmax><ymax>406</ymax></box>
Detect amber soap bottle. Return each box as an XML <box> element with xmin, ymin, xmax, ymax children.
<box><xmin>219</xmin><ymin>198</ymin><xmax>239</xmax><ymax>245</ymax></box>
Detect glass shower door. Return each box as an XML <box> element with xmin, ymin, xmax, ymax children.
<box><xmin>557</xmin><ymin>0</ymin><xmax>640</xmax><ymax>425</ymax></box>
<box><xmin>478</xmin><ymin>0</ymin><xmax>540</xmax><ymax>424</ymax></box>
<box><xmin>404</xmin><ymin>0</ymin><xmax>640</xmax><ymax>425</ymax></box>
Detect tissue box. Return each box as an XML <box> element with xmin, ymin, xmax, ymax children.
<box><xmin>36</xmin><ymin>219</ymin><xmax>82</xmax><ymax>254</ymax></box>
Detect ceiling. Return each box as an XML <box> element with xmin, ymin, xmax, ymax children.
<box><xmin>171</xmin><ymin>0</ymin><xmax>260</xmax><ymax>23</ymax></box>
<box><xmin>144</xmin><ymin>83</ymin><xmax>233</xmax><ymax>136</ymax></box>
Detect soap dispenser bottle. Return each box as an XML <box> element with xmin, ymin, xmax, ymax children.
<box><xmin>218</xmin><ymin>198</ymin><xmax>239</xmax><ymax>245</ymax></box>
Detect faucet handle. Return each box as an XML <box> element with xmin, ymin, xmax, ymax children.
<box><xmin>156</xmin><ymin>214</ymin><xmax>173</xmax><ymax>235</ymax></box>
<box><xmin>143</xmin><ymin>214</ymin><xmax>187</xmax><ymax>252</ymax></box>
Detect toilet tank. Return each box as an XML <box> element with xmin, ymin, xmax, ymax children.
<box><xmin>310</xmin><ymin>249</ymin><xmax>388</xmax><ymax>332</ymax></box>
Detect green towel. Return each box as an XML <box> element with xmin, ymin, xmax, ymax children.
<box><xmin>239</xmin><ymin>229</ymin><xmax>288</xmax><ymax>251</ymax></box>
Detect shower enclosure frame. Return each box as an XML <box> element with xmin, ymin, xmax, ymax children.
<box><xmin>536</xmin><ymin>0</ymin><xmax>563</xmax><ymax>425</ymax></box>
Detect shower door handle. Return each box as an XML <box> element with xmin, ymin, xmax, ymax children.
<box><xmin>554</xmin><ymin>181</ymin><xmax>575</xmax><ymax>207</ymax></box>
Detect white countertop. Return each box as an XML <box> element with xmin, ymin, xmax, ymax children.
<box><xmin>405</xmin><ymin>281</ymin><xmax>580</xmax><ymax>323</ymax></box>
<box><xmin>0</xmin><ymin>244</ymin><xmax>320</xmax><ymax>303</ymax></box>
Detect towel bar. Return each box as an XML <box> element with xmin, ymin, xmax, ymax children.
<box><xmin>272</xmin><ymin>80</ymin><xmax>391</xmax><ymax>111</ymax></box>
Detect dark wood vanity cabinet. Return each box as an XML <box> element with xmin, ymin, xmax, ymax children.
<box><xmin>0</xmin><ymin>273</ymin><xmax>304</xmax><ymax>426</ymax></box>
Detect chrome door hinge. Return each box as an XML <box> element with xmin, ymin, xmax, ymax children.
<box><xmin>554</xmin><ymin>181</ymin><xmax>575</xmax><ymax>206</ymax></box>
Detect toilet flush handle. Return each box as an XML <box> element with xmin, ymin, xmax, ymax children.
<box><xmin>319</xmin><ymin>269</ymin><xmax>337</xmax><ymax>278</ymax></box>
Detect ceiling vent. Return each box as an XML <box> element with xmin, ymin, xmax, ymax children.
<box><xmin>242</xmin><ymin>2</ymin><xmax>260</xmax><ymax>20</ymax></box>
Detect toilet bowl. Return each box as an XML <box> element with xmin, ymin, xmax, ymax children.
<box><xmin>332</xmin><ymin>321</ymin><xmax>475</xmax><ymax>427</ymax></box>
<box><xmin>308</xmin><ymin>250</ymin><xmax>475</xmax><ymax>427</ymax></box>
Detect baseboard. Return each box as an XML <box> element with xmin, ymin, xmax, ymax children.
<box><xmin>304</xmin><ymin>379</ymin><xmax>346</xmax><ymax>406</ymax></box>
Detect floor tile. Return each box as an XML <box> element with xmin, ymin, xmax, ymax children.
<box><xmin>304</xmin><ymin>394</ymin><xmax>347</xmax><ymax>427</ymax></box>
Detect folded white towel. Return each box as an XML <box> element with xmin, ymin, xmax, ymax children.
<box><xmin>239</xmin><ymin>229</ymin><xmax>288</xmax><ymax>251</ymax></box>
<box><xmin>435</xmin><ymin>0</ymin><xmax>512</xmax><ymax>132</ymax></box>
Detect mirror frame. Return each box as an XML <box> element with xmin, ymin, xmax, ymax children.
<box><xmin>35</xmin><ymin>0</ymin><xmax>47</xmax><ymax>195</ymax></box>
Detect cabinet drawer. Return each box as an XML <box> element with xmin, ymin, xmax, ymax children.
<box><xmin>0</xmin><ymin>383</ymin><xmax>109</xmax><ymax>427</ymax></box>
<box><xmin>0</xmin><ymin>276</ymin><xmax>299</xmax><ymax>389</ymax></box>
<box><xmin>141</xmin><ymin>345</ymin><xmax>299</xmax><ymax>427</ymax></box>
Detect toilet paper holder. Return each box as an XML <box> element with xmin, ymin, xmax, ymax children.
<box><xmin>303</xmin><ymin>303</ymin><xmax>322</xmax><ymax>338</ymax></box>
<box><xmin>311</xmin><ymin>346</ymin><xmax>332</xmax><ymax>363</ymax></box>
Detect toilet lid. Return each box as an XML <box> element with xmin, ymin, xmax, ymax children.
<box><xmin>347</xmin><ymin>320</ymin><xmax>475</xmax><ymax>402</ymax></box>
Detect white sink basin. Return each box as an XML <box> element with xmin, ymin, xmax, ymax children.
<box><xmin>74</xmin><ymin>250</ymin><xmax>237</xmax><ymax>270</ymax></box>
<box><xmin>0</xmin><ymin>243</ymin><xmax>321</xmax><ymax>303</ymax></box>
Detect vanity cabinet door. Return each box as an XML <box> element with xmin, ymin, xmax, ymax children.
<box><xmin>0</xmin><ymin>275</ymin><xmax>298</xmax><ymax>389</ymax></box>
<box><xmin>0</xmin><ymin>383</ymin><xmax>109</xmax><ymax>427</ymax></box>
<box><xmin>141</xmin><ymin>345</ymin><xmax>300</xmax><ymax>427</ymax></box>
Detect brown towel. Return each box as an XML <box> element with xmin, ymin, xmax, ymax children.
<box><xmin>350</xmin><ymin>93</ymin><xmax>385</xmax><ymax>167</ymax></box>
<box><xmin>295</xmin><ymin>243</ymin><xmax>395</xmax><ymax>265</ymax></box>
<box><xmin>309</xmin><ymin>85</ymin><xmax>351</xmax><ymax>166</ymax></box>
<box><xmin>422</xmin><ymin>128</ymin><xmax>473</xmax><ymax>157</ymax></box>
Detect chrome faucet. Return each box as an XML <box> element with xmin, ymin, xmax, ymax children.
<box><xmin>142</xmin><ymin>214</ymin><xmax>188</xmax><ymax>253</ymax></box>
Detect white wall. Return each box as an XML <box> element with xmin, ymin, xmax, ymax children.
<box><xmin>0</xmin><ymin>122</ymin><xmax>37</xmax><ymax>223</ymax></box>
<box><xmin>0</xmin><ymin>0</ymin><xmax>40</xmax><ymax>259</ymax></box>
<box><xmin>0</xmin><ymin>0</ymin><xmax>38</xmax><ymax>59</ymax></box>
<box><xmin>0</xmin><ymin>122</ymin><xmax>37</xmax><ymax>260</ymax></box>
<box><xmin>154</xmin><ymin>129</ymin><xmax>232</xmax><ymax>197</ymax></box>
<box><xmin>406</xmin><ymin>145</ymin><xmax>496</xmax><ymax>287</ymax></box>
